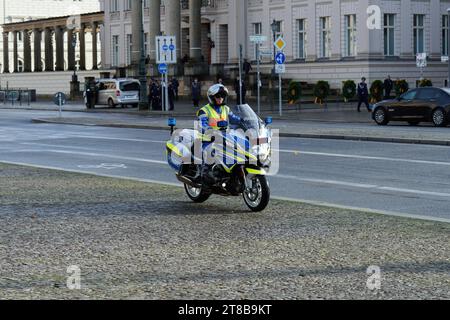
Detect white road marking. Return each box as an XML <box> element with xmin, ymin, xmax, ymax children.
<box><xmin>8</xmin><ymin>149</ymin><xmax>167</xmax><ymax>165</ymax></box>
<box><xmin>1</xmin><ymin>159</ymin><xmax>449</xmax><ymax>224</ymax></box>
<box><xmin>275</xmin><ymin>174</ymin><xmax>450</xmax><ymax>198</ymax></box>
<box><xmin>278</xmin><ymin>149</ymin><xmax>450</xmax><ymax>166</ymax></box>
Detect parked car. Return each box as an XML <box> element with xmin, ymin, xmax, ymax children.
<box><xmin>93</xmin><ymin>78</ymin><xmax>141</xmax><ymax>108</ymax></box>
<box><xmin>371</xmin><ymin>87</ymin><xmax>450</xmax><ymax>127</ymax></box>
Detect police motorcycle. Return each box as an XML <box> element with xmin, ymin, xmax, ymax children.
<box><xmin>166</xmin><ymin>104</ymin><xmax>273</xmax><ymax>212</ymax></box>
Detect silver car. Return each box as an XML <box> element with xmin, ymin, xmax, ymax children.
<box><xmin>95</xmin><ymin>78</ymin><xmax>141</xmax><ymax>108</ymax></box>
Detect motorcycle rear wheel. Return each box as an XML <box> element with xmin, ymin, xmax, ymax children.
<box><xmin>184</xmin><ymin>184</ymin><xmax>211</xmax><ymax>203</ymax></box>
<box><xmin>243</xmin><ymin>175</ymin><xmax>270</xmax><ymax>212</ymax></box>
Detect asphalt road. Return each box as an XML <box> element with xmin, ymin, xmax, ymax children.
<box><xmin>1</xmin><ymin>109</ymin><xmax>450</xmax><ymax>222</ymax></box>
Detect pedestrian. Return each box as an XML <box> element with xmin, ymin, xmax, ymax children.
<box><xmin>243</xmin><ymin>59</ymin><xmax>252</xmax><ymax>78</ymax></box>
<box><xmin>171</xmin><ymin>77</ymin><xmax>180</xmax><ymax>101</ymax></box>
<box><xmin>168</xmin><ymin>82</ymin><xmax>175</xmax><ymax>111</ymax></box>
<box><xmin>384</xmin><ymin>75</ymin><xmax>393</xmax><ymax>99</ymax></box>
<box><xmin>151</xmin><ymin>80</ymin><xmax>162</xmax><ymax>110</ymax></box>
<box><xmin>357</xmin><ymin>77</ymin><xmax>370</xmax><ymax>112</ymax></box>
<box><xmin>191</xmin><ymin>78</ymin><xmax>201</xmax><ymax>109</ymax></box>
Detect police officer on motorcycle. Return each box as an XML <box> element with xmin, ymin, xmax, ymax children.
<box><xmin>196</xmin><ymin>84</ymin><xmax>241</xmax><ymax>185</ymax></box>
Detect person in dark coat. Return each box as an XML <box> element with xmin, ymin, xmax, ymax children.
<box><xmin>234</xmin><ymin>77</ymin><xmax>247</xmax><ymax>105</ymax></box>
<box><xmin>384</xmin><ymin>75</ymin><xmax>393</xmax><ymax>99</ymax></box>
<box><xmin>151</xmin><ymin>81</ymin><xmax>162</xmax><ymax>110</ymax></box>
<box><xmin>191</xmin><ymin>78</ymin><xmax>201</xmax><ymax>109</ymax></box>
<box><xmin>168</xmin><ymin>82</ymin><xmax>175</xmax><ymax>111</ymax></box>
<box><xmin>243</xmin><ymin>59</ymin><xmax>252</xmax><ymax>78</ymax></box>
<box><xmin>357</xmin><ymin>77</ymin><xmax>370</xmax><ymax>112</ymax></box>
<box><xmin>171</xmin><ymin>78</ymin><xmax>180</xmax><ymax>101</ymax></box>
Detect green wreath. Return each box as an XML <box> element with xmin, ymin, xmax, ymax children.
<box><xmin>313</xmin><ymin>81</ymin><xmax>330</xmax><ymax>105</ymax></box>
<box><xmin>394</xmin><ymin>79</ymin><xmax>409</xmax><ymax>97</ymax></box>
<box><xmin>418</xmin><ymin>78</ymin><xmax>432</xmax><ymax>87</ymax></box>
<box><xmin>342</xmin><ymin>80</ymin><xmax>356</xmax><ymax>102</ymax></box>
<box><xmin>370</xmin><ymin>80</ymin><xmax>384</xmax><ymax>103</ymax></box>
<box><xmin>287</xmin><ymin>81</ymin><xmax>301</xmax><ymax>105</ymax></box>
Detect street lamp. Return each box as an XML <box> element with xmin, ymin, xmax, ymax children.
<box><xmin>447</xmin><ymin>8</ymin><xmax>450</xmax><ymax>87</ymax></box>
<box><xmin>270</xmin><ymin>19</ymin><xmax>278</xmax><ymax>75</ymax></box>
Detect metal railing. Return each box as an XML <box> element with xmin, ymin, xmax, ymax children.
<box><xmin>0</xmin><ymin>88</ymin><xmax>32</xmax><ymax>106</ymax></box>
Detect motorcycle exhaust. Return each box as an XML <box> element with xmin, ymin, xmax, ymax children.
<box><xmin>176</xmin><ymin>174</ymin><xmax>201</xmax><ymax>188</ymax></box>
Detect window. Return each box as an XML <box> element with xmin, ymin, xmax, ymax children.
<box><xmin>112</xmin><ymin>35</ymin><xmax>119</xmax><ymax>66</ymax></box>
<box><xmin>144</xmin><ymin>33</ymin><xmax>149</xmax><ymax>55</ymax></box>
<box><xmin>344</xmin><ymin>15</ymin><xmax>357</xmax><ymax>57</ymax></box>
<box><xmin>125</xmin><ymin>0</ymin><xmax>132</xmax><ymax>11</ymax></box>
<box><xmin>319</xmin><ymin>17</ymin><xmax>331</xmax><ymax>58</ymax></box>
<box><xmin>126</xmin><ymin>34</ymin><xmax>132</xmax><ymax>65</ymax></box>
<box><xmin>413</xmin><ymin>14</ymin><xmax>425</xmax><ymax>55</ymax></box>
<box><xmin>110</xmin><ymin>0</ymin><xmax>119</xmax><ymax>12</ymax></box>
<box><xmin>384</xmin><ymin>14</ymin><xmax>395</xmax><ymax>56</ymax></box>
<box><xmin>417</xmin><ymin>88</ymin><xmax>441</xmax><ymax>100</ymax></box>
<box><xmin>443</xmin><ymin>15</ymin><xmax>449</xmax><ymax>56</ymax></box>
<box><xmin>401</xmin><ymin>90</ymin><xmax>417</xmax><ymax>100</ymax></box>
<box><xmin>297</xmin><ymin>19</ymin><xmax>306</xmax><ymax>59</ymax></box>
<box><xmin>253</xmin><ymin>22</ymin><xmax>262</xmax><ymax>60</ymax></box>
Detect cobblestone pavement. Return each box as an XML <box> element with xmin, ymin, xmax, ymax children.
<box><xmin>0</xmin><ymin>163</ymin><xmax>449</xmax><ymax>300</ymax></box>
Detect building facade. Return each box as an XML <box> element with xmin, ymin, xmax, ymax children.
<box><xmin>0</xmin><ymin>0</ymin><xmax>101</xmax><ymax>73</ymax></box>
<box><xmin>104</xmin><ymin>0</ymin><xmax>450</xmax><ymax>89</ymax></box>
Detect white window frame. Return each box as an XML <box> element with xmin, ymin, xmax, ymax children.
<box><xmin>319</xmin><ymin>17</ymin><xmax>331</xmax><ymax>58</ymax></box>
<box><xmin>413</xmin><ymin>14</ymin><xmax>425</xmax><ymax>55</ymax></box>
<box><xmin>344</xmin><ymin>15</ymin><xmax>357</xmax><ymax>57</ymax></box>
<box><xmin>297</xmin><ymin>19</ymin><xmax>306</xmax><ymax>59</ymax></box>
<box><xmin>126</xmin><ymin>34</ymin><xmax>132</xmax><ymax>65</ymax></box>
<box><xmin>112</xmin><ymin>35</ymin><xmax>119</xmax><ymax>67</ymax></box>
<box><xmin>384</xmin><ymin>14</ymin><xmax>395</xmax><ymax>56</ymax></box>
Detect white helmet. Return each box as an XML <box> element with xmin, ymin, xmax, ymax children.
<box><xmin>207</xmin><ymin>84</ymin><xmax>229</xmax><ymax>105</ymax></box>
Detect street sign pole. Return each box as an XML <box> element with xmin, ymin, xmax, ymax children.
<box><xmin>165</xmin><ymin>72</ymin><xmax>169</xmax><ymax>112</ymax></box>
<box><xmin>257</xmin><ymin>43</ymin><xmax>261</xmax><ymax>115</ymax></box>
<box><xmin>59</xmin><ymin>95</ymin><xmax>62</xmax><ymax>118</ymax></box>
<box><xmin>239</xmin><ymin>44</ymin><xmax>243</xmax><ymax>105</ymax></box>
<box><xmin>279</xmin><ymin>72</ymin><xmax>282</xmax><ymax>117</ymax></box>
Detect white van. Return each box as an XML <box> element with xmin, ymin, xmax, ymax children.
<box><xmin>94</xmin><ymin>78</ymin><xmax>141</xmax><ymax>108</ymax></box>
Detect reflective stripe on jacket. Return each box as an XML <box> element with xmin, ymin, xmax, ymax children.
<box><xmin>197</xmin><ymin>104</ymin><xmax>230</xmax><ymax>130</ymax></box>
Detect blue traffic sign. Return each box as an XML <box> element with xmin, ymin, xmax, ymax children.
<box><xmin>275</xmin><ymin>52</ymin><xmax>286</xmax><ymax>65</ymax></box>
<box><xmin>158</xmin><ymin>63</ymin><xmax>168</xmax><ymax>74</ymax></box>
<box><xmin>162</xmin><ymin>44</ymin><xmax>169</xmax><ymax>51</ymax></box>
<box><xmin>169</xmin><ymin>44</ymin><xmax>175</xmax><ymax>51</ymax></box>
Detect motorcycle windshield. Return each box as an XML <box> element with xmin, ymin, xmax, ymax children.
<box><xmin>232</xmin><ymin>104</ymin><xmax>264</xmax><ymax>131</ymax></box>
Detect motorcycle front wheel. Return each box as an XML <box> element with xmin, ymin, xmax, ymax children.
<box><xmin>184</xmin><ymin>184</ymin><xmax>211</xmax><ymax>203</ymax></box>
<box><xmin>243</xmin><ymin>175</ymin><xmax>270</xmax><ymax>212</ymax></box>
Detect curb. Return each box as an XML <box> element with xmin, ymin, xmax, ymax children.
<box><xmin>31</xmin><ymin>118</ymin><xmax>450</xmax><ymax>147</ymax></box>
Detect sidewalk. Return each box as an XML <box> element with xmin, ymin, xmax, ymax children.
<box><xmin>28</xmin><ymin>105</ymin><xmax>450</xmax><ymax>146</ymax></box>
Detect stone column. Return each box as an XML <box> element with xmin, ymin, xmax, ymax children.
<box><xmin>55</xmin><ymin>26</ymin><xmax>65</xmax><ymax>71</ymax></box>
<box><xmin>131</xmin><ymin>0</ymin><xmax>142</xmax><ymax>66</ymax></box>
<box><xmin>79</xmin><ymin>24</ymin><xmax>86</xmax><ymax>70</ymax></box>
<box><xmin>33</xmin><ymin>29</ymin><xmax>42</xmax><ymax>72</ymax></box>
<box><xmin>91</xmin><ymin>22</ymin><xmax>98</xmax><ymax>70</ymax></box>
<box><xmin>149</xmin><ymin>0</ymin><xmax>161</xmax><ymax>62</ymax></box>
<box><xmin>44</xmin><ymin>28</ymin><xmax>54</xmax><ymax>71</ymax></box>
<box><xmin>429</xmin><ymin>0</ymin><xmax>441</xmax><ymax>59</ymax></box>
<box><xmin>3</xmin><ymin>32</ymin><xmax>9</xmax><ymax>73</ymax></box>
<box><xmin>23</xmin><ymin>30</ymin><xmax>32</xmax><ymax>72</ymax></box>
<box><xmin>228</xmin><ymin>0</ymin><xmax>247</xmax><ymax>63</ymax></box>
<box><xmin>189</xmin><ymin>0</ymin><xmax>202</xmax><ymax>62</ymax></box>
<box><xmin>165</xmin><ymin>0</ymin><xmax>181</xmax><ymax>60</ymax></box>
<box><xmin>400</xmin><ymin>0</ymin><xmax>412</xmax><ymax>59</ymax></box>
<box><xmin>13</xmin><ymin>31</ymin><xmax>18</xmax><ymax>72</ymax></box>
<box><xmin>67</xmin><ymin>28</ymin><xmax>75</xmax><ymax>71</ymax></box>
